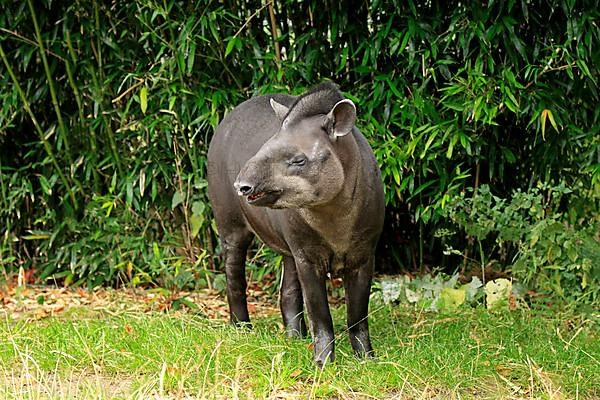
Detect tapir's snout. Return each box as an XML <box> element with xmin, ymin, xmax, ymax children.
<box><xmin>234</xmin><ymin>172</ymin><xmax>282</xmax><ymax>206</ymax></box>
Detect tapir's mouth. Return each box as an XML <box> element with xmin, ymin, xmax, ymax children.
<box><xmin>246</xmin><ymin>190</ymin><xmax>282</xmax><ymax>206</ymax></box>
<box><xmin>247</xmin><ymin>191</ymin><xmax>266</xmax><ymax>202</ymax></box>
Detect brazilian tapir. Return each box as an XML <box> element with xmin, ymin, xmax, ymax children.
<box><xmin>207</xmin><ymin>82</ymin><xmax>384</xmax><ymax>367</ymax></box>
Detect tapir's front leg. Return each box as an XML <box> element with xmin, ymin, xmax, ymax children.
<box><xmin>344</xmin><ymin>257</ymin><xmax>375</xmax><ymax>358</ymax></box>
<box><xmin>294</xmin><ymin>255</ymin><xmax>334</xmax><ymax>367</ymax></box>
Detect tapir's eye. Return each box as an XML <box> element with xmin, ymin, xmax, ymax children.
<box><xmin>289</xmin><ymin>154</ymin><xmax>307</xmax><ymax>167</ymax></box>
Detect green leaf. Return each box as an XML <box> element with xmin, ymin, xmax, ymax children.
<box><xmin>566</xmin><ymin>245</ymin><xmax>578</xmax><ymax>262</ymax></box>
<box><xmin>392</xmin><ymin>168</ymin><xmax>401</xmax><ymax>185</ymax></box>
<box><xmin>381</xmin><ymin>278</ymin><xmax>406</xmax><ymax>304</ymax></box>
<box><xmin>187</xmin><ymin>42</ymin><xmax>196</xmax><ymax>74</ymax></box>
<box><xmin>405</xmin><ymin>287</ymin><xmax>421</xmax><ymax>303</ymax></box>
<box><xmin>192</xmin><ymin>201</ymin><xmax>205</xmax><ymax>215</ymax></box>
<box><xmin>446</xmin><ymin>134</ymin><xmax>458</xmax><ymax>158</ymax></box>
<box><xmin>225</xmin><ymin>37</ymin><xmax>238</xmax><ymax>57</ymax></box>
<box><xmin>110</xmin><ymin>173</ymin><xmax>117</xmax><ymax>194</ymax></box>
<box><xmin>152</xmin><ymin>180</ymin><xmax>158</xmax><ymax>202</ymax></box>
<box><xmin>409</xmin><ymin>179</ymin><xmax>437</xmax><ymax>200</ymax></box>
<box><xmin>140</xmin><ymin>85</ymin><xmax>148</xmax><ymax>114</ymax></box>
<box><xmin>386</xmin><ymin>78</ymin><xmax>403</xmax><ymax>99</ymax></box>
<box><xmin>504</xmin><ymin>88</ymin><xmax>519</xmax><ymax>113</ymax></box>
<box><xmin>102</xmin><ymin>201</ymin><xmax>114</xmax><ymax>217</ymax></box>
<box><xmin>502</xmin><ymin>147</ymin><xmax>516</xmax><ymax>163</ymax></box>
<box><xmin>461</xmin><ymin>276</ymin><xmax>483</xmax><ymax>301</ymax></box>
<box><xmin>540</xmin><ymin>109</ymin><xmax>547</xmax><ymax>139</ymax></box>
<box><xmin>152</xmin><ymin>242</ymin><xmax>160</xmax><ymax>259</ymax></box>
<box><xmin>437</xmin><ymin>287</ymin><xmax>466</xmax><ymax>312</ymax></box>
<box><xmin>546</xmin><ymin>109</ymin><xmax>558</xmax><ymax>133</ymax></box>
<box><xmin>171</xmin><ymin>191</ymin><xmax>184</xmax><ymax>209</ymax></box>
<box><xmin>190</xmin><ymin>212</ymin><xmax>205</xmax><ymax>238</ymax></box>
<box><xmin>22</xmin><ymin>234</ymin><xmax>50</xmax><ymax>240</ymax></box>
<box><xmin>126</xmin><ymin>181</ymin><xmax>133</xmax><ymax>205</ymax></box>
<box><xmin>39</xmin><ymin>175</ymin><xmax>51</xmax><ymax>195</ymax></box>
<box><xmin>547</xmin><ymin>244</ymin><xmax>561</xmax><ymax>262</ymax></box>
<box><xmin>336</xmin><ymin>46</ymin><xmax>349</xmax><ymax>74</ymax></box>
<box><xmin>576</xmin><ymin>59</ymin><xmax>594</xmax><ymax>82</ymax></box>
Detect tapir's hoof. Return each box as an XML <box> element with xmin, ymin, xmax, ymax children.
<box><xmin>285</xmin><ymin>321</ymin><xmax>308</xmax><ymax>338</ymax></box>
<box><xmin>231</xmin><ymin>320</ymin><xmax>253</xmax><ymax>330</ymax></box>
<box><xmin>315</xmin><ymin>353</ymin><xmax>334</xmax><ymax>369</ymax></box>
<box><xmin>286</xmin><ymin>328</ymin><xmax>307</xmax><ymax>339</ymax></box>
<box><xmin>314</xmin><ymin>347</ymin><xmax>334</xmax><ymax>368</ymax></box>
<box><xmin>356</xmin><ymin>349</ymin><xmax>376</xmax><ymax>360</ymax></box>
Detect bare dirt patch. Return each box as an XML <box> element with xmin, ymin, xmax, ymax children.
<box><xmin>0</xmin><ymin>284</ymin><xmax>279</xmax><ymax>321</ymax></box>
<box><xmin>1</xmin><ymin>369</ymin><xmax>134</xmax><ymax>399</ymax></box>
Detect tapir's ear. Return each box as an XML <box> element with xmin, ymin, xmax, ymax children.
<box><xmin>326</xmin><ymin>99</ymin><xmax>356</xmax><ymax>138</ymax></box>
<box><xmin>270</xmin><ymin>98</ymin><xmax>289</xmax><ymax>121</ymax></box>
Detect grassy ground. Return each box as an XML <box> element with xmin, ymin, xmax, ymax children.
<box><xmin>0</xmin><ymin>288</ymin><xmax>598</xmax><ymax>399</ymax></box>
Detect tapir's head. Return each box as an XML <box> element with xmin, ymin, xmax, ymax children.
<box><xmin>234</xmin><ymin>83</ymin><xmax>356</xmax><ymax>208</ymax></box>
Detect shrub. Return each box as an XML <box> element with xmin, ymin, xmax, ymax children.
<box><xmin>445</xmin><ymin>184</ymin><xmax>599</xmax><ymax>304</ymax></box>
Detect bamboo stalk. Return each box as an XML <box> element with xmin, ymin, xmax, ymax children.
<box><xmin>64</xmin><ymin>24</ymin><xmax>97</xmax><ymax>154</ymax></box>
<box><xmin>161</xmin><ymin>4</ymin><xmax>200</xmax><ymax>173</ymax></box>
<box><xmin>63</xmin><ymin>40</ymin><xmax>101</xmax><ymax>191</ymax></box>
<box><xmin>0</xmin><ymin>43</ymin><xmax>78</xmax><ymax>208</ymax></box>
<box><xmin>93</xmin><ymin>1</ymin><xmax>104</xmax><ymax>74</ymax></box>
<box><xmin>88</xmin><ymin>66</ymin><xmax>123</xmax><ymax>178</ymax></box>
<box><xmin>27</xmin><ymin>0</ymin><xmax>73</xmax><ymax>165</ymax></box>
<box><xmin>90</xmin><ymin>1</ymin><xmax>123</xmax><ymax>178</ymax></box>
<box><xmin>64</xmin><ymin>50</ymin><xmax>96</xmax><ymax>154</ymax></box>
<box><xmin>0</xmin><ymin>156</ymin><xmax>6</xmax><ymax>210</ymax></box>
<box><xmin>172</xmin><ymin>129</ymin><xmax>193</xmax><ymax>257</ymax></box>
<box><xmin>462</xmin><ymin>162</ymin><xmax>481</xmax><ymax>273</ymax></box>
<box><xmin>267</xmin><ymin>0</ymin><xmax>281</xmax><ymax>68</ymax></box>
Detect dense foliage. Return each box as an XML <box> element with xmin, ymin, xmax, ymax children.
<box><xmin>1</xmin><ymin>0</ymin><xmax>598</xmax><ymax>303</ymax></box>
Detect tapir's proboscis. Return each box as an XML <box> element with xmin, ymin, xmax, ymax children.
<box><xmin>207</xmin><ymin>83</ymin><xmax>385</xmax><ymax>367</ymax></box>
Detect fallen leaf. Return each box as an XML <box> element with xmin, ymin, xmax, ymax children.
<box><xmin>495</xmin><ymin>364</ymin><xmax>513</xmax><ymax>376</ymax></box>
<box><xmin>485</xmin><ymin>279</ymin><xmax>512</xmax><ymax>310</ymax></box>
<box><xmin>290</xmin><ymin>369</ymin><xmax>302</xmax><ymax>378</ymax></box>
<box><xmin>509</xmin><ymin>294</ymin><xmax>518</xmax><ymax>310</ymax></box>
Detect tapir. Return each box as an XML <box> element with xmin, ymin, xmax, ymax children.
<box><xmin>207</xmin><ymin>82</ymin><xmax>385</xmax><ymax>367</ymax></box>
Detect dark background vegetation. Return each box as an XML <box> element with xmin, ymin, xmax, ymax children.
<box><xmin>1</xmin><ymin>0</ymin><xmax>598</xmax><ymax>305</ymax></box>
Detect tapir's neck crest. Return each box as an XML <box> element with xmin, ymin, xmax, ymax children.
<box><xmin>284</xmin><ymin>82</ymin><xmax>345</xmax><ymax>125</ymax></box>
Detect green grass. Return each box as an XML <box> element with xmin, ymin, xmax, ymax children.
<box><xmin>1</xmin><ymin>302</ymin><xmax>598</xmax><ymax>399</ymax></box>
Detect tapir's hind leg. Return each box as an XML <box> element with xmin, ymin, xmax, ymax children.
<box><xmin>280</xmin><ymin>256</ymin><xmax>307</xmax><ymax>338</ymax></box>
<box><xmin>222</xmin><ymin>229</ymin><xmax>254</xmax><ymax>326</ymax></box>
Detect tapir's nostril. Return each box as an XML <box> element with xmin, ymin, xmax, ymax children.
<box><xmin>234</xmin><ymin>181</ymin><xmax>254</xmax><ymax>196</ymax></box>
<box><xmin>239</xmin><ymin>185</ymin><xmax>253</xmax><ymax>195</ymax></box>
